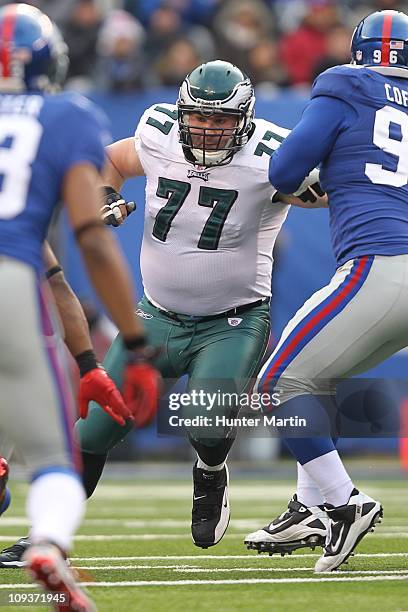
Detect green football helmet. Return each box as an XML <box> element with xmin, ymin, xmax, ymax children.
<box><xmin>177</xmin><ymin>60</ymin><xmax>255</xmax><ymax>167</ymax></box>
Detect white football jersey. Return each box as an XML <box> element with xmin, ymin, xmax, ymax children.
<box><xmin>135</xmin><ymin>103</ymin><xmax>290</xmax><ymax>316</ymax></box>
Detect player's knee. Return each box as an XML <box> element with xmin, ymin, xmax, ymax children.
<box><xmin>273</xmin><ymin>375</ymin><xmax>335</xmax><ymax>406</ymax></box>
<box><xmin>75</xmin><ymin>415</ymin><xmax>132</xmax><ymax>455</ymax></box>
<box><xmin>75</xmin><ymin>432</ymin><xmax>110</xmax><ymax>455</ymax></box>
<box><xmin>75</xmin><ymin>421</ymin><xmax>112</xmax><ymax>455</ymax></box>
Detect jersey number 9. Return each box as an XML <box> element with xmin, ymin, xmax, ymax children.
<box><xmin>365</xmin><ymin>105</ymin><xmax>408</xmax><ymax>188</ymax></box>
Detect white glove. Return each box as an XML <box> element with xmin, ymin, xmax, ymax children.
<box><xmin>294</xmin><ymin>168</ymin><xmax>325</xmax><ymax>203</ymax></box>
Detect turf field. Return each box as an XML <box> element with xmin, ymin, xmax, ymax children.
<box><xmin>0</xmin><ymin>464</ymin><xmax>407</xmax><ymax>611</ymax></box>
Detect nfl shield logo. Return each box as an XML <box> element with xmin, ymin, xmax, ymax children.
<box><xmin>228</xmin><ymin>318</ymin><xmax>243</xmax><ymax>327</ymax></box>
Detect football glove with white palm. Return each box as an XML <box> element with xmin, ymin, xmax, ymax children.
<box><xmin>293</xmin><ymin>168</ymin><xmax>325</xmax><ymax>203</ymax></box>
<box><xmin>101</xmin><ymin>186</ymin><xmax>136</xmax><ymax>227</ymax></box>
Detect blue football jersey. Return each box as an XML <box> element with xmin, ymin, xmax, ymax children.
<box><xmin>269</xmin><ymin>65</ymin><xmax>408</xmax><ymax>265</ymax></box>
<box><xmin>0</xmin><ymin>92</ymin><xmax>109</xmax><ymax>273</ymax></box>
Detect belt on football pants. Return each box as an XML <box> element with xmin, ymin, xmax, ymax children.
<box><xmin>145</xmin><ymin>297</ymin><xmax>270</xmax><ymax>324</ymax></box>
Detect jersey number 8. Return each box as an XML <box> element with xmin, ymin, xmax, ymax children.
<box><xmin>0</xmin><ymin>116</ymin><xmax>42</xmax><ymax>219</ymax></box>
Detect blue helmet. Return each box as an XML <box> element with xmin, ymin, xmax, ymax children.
<box><xmin>351</xmin><ymin>10</ymin><xmax>408</xmax><ymax>71</ymax></box>
<box><xmin>0</xmin><ymin>3</ymin><xmax>68</xmax><ymax>92</ymax></box>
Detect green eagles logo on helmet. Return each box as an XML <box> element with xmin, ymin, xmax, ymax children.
<box><xmin>177</xmin><ymin>60</ymin><xmax>255</xmax><ymax>167</ymax></box>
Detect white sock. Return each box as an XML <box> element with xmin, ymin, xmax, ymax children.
<box><xmin>301</xmin><ymin>450</ymin><xmax>354</xmax><ymax>507</ymax></box>
<box><xmin>296</xmin><ymin>462</ymin><xmax>324</xmax><ymax>507</ymax></box>
<box><xmin>28</xmin><ymin>472</ymin><xmax>86</xmax><ymax>552</ymax></box>
<box><xmin>196</xmin><ymin>456</ymin><xmax>225</xmax><ymax>471</ymax></box>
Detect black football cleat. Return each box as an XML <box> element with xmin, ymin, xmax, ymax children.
<box><xmin>0</xmin><ymin>537</ymin><xmax>31</xmax><ymax>568</ymax></box>
<box><xmin>191</xmin><ymin>462</ymin><xmax>230</xmax><ymax>548</ymax></box>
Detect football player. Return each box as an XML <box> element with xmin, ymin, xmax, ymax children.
<box><xmin>0</xmin><ymin>60</ymin><xmax>326</xmax><ymax>566</ymax></box>
<box><xmin>0</xmin><ymin>240</ymin><xmax>153</xmax><ymax>524</ymax></box>
<box><xmin>0</xmin><ymin>3</ymin><xmax>159</xmax><ymax>608</ymax></box>
<box><xmin>246</xmin><ymin>9</ymin><xmax>408</xmax><ymax>572</ymax></box>
<box><xmin>72</xmin><ymin>60</ymin><xmax>326</xmax><ymax>551</ymax></box>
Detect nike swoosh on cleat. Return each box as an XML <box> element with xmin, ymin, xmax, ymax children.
<box><xmin>266</xmin><ymin>517</ymin><xmax>295</xmax><ymax>532</ymax></box>
<box><xmin>194</xmin><ymin>495</ymin><xmax>207</xmax><ymax>501</ymax></box>
<box><xmin>329</xmin><ymin>524</ymin><xmax>345</xmax><ymax>554</ymax></box>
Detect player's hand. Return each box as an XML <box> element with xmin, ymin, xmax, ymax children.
<box><xmin>78</xmin><ymin>366</ymin><xmax>132</xmax><ymax>425</ymax></box>
<box><xmin>293</xmin><ymin>168</ymin><xmax>328</xmax><ymax>208</ymax></box>
<box><xmin>122</xmin><ymin>346</ymin><xmax>162</xmax><ymax>428</ymax></box>
<box><xmin>100</xmin><ymin>186</ymin><xmax>136</xmax><ymax>227</ymax></box>
<box><xmin>295</xmin><ymin>182</ymin><xmax>328</xmax><ymax>208</ymax></box>
<box><xmin>273</xmin><ymin>168</ymin><xmax>328</xmax><ymax>209</ymax></box>
<box><xmin>274</xmin><ymin>189</ymin><xmax>328</xmax><ymax>209</ymax></box>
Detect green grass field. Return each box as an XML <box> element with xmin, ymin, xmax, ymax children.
<box><xmin>0</xmin><ymin>465</ymin><xmax>407</xmax><ymax>612</ymax></box>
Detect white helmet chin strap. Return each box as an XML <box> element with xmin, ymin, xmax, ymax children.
<box><xmin>191</xmin><ymin>148</ymin><xmax>230</xmax><ymax>166</ymax></box>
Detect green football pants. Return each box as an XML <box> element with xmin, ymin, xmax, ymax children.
<box><xmin>76</xmin><ymin>296</ymin><xmax>270</xmax><ymax>457</ymax></box>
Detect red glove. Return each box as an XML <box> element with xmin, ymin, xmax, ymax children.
<box><xmin>76</xmin><ymin>351</ymin><xmax>131</xmax><ymax>426</ymax></box>
<box><xmin>122</xmin><ymin>347</ymin><xmax>161</xmax><ymax>428</ymax></box>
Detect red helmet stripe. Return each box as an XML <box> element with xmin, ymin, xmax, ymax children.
<box><xmin>380</xmin><ymin>13</ymin><xmax>393</xmax><ymax>66</ymax></box>
<box><xmin>0</xmin><ymin>5</ymin><xmax>17</xmax><ymax>78</ymax></box>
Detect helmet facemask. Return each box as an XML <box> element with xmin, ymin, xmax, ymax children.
<box><xmin>177</xmin><ymin>61</ymin><xmax>255</xmax><ymax>167</ymax></box>
<box><xmin>178</xmin><ymin>105</ymin><xmax>250</xmax><ymax>167</ymax></box>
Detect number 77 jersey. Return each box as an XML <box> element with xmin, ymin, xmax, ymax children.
<box><xmin>311</xmin><ymin>65</ymin><xmax>408</xmax><ymax>266</ymax></box>
<box><xmin>134</xmin><ymin>103</ymin><xmax>290</xmax><ymax>316</ymax></box>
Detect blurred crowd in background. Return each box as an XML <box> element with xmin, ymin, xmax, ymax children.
<box><xmin>1</xmin><ymin>0</ymin><xmax>405</xmax><ymax>93</ymax></box>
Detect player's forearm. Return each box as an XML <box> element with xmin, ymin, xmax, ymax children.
<box><xmin>77</xmin><ymin>228</ymin><xmax>145</xmax><ymax>341</ymax></box>
<box><xmin>48</xmin><ymin>271</ymin><xmax>93</xmax><ymax>357</ymax></box>
<box><xmin>269</xmin><ymin>96</ymin><xmax>346</xmax><ymax>194</ymax></box>
<box><xmin>103</xmin><ymin>153</ymin><xmax>124</xmax><ymax>192</ymax></box>
<box><xmin>43</xmin><ymin>241</ymin><xmax>93</xmax><ymax>355</ymax></box>
<box><xmin>276</xmin><ymin>192</ymin><xmax>328</xmax><ymax>208</ymax></box>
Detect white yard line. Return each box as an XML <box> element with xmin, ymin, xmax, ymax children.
<box><xmin>151</xmin><ymin>568</ymin><xmax>408</xmax><ymax>575</ymax></box>
<box><xmin>373</xmin><ymin>533</ymin><xmax>408</xmax><ymax>538</ymax></box>
<box><xmin>0</xmin><ymin>535</ymin><xmax>188</xmax><ymax>542</ymax></box>
<box><xmin>10</xmin><ymin>518</ymin><xmax>407</xmax><ymax>531</ymax></box>
<box><xmin>0</xmin><ymin>518</ymin><xmax>260</xmax><ymax>528</ymax></box>
<box><xmin>1</xmin><ymin>575</ymin><xmax>407</xmax><ymax>588</ymax></box>
<box><xmin>71</xmin><ymin>566</ymin><xmax>408</xmax><ymax>576</ymax></box>
<box><xmin>0</xmin><ymin>533</ymin><xmax>405</xmax><ymax>543</ymax></box>
<box><xmin>91</xmin><ymin>484</ymin><xmax>298</xmax><ymax>500</ymax></box>
<box><xmin>74</xmin><ymin>565</ymin><xmax>201</xmax><ymax>570</ymax></box>
<box><xmin>71</xmin><ymin>552</ymin><xmax>408</xmax><ymax>561</ymax></box>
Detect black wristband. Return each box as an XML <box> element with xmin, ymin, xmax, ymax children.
<box><xmin>123</xmin><ymin>336</ymin><xmax>147</xmax><ymax>351</ymax></box>
<box><xmin>103</xmin><ymin>186</ymin><xmax>118</xmax><ymax>197</ymax></box>
<box><xmin>75</xmin><ymin>349</ymin><xmax>99</xmax><ymax>377</ymax></box>
<box><xmin>45</xmin><ymin>265</ymin><xmax>63</xmax><ymax>280</ymax></box>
